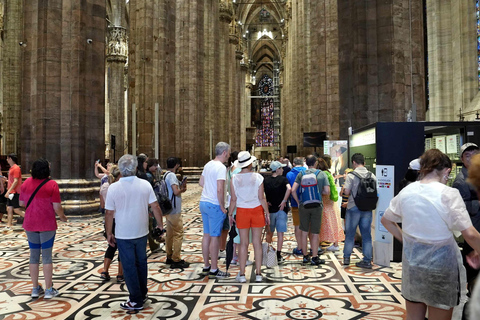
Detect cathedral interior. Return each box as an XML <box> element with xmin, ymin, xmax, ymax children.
<box><xmin>1</xmin><ymin>0</ymin><xmax>480</xmax><ymax>318</ymax></box>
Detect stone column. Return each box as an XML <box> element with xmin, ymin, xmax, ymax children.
<box><xmin>175</xmin><ymin>0</ymin><xmax>205</xmax><ymax>167</ymax></box>
<box><xmin>22</xmin><ymin>0</ymin><xmax>106</xmax><ymax>214</ymax></box>
<box><xmin>1</xmin><ymin>0</ymin><xmax>22</xmax><ymax>155</ymax></box>
<box><xmin>338</xmin><ymin>0</ymin><xmax>426</xmax><ymax>136</ymax></box>
<box><xmin>128</xmin><ymin>0</ymin><xmax>176</xmax><ymax>160</ymax></box>
<box><xmin>106</xmin><ymin>26</ymin><xmax>127</xmax><ymax>162</ymax></box>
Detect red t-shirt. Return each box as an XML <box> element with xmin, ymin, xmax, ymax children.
<box><xmin>8</xmin><ymin>164</ymin><xmax>22</xmax><ymax>194</ymax></box>
<box><xmin>20</xmin><ymin>178</ymin><xmax>62</xmax><ymax>232</ymax></box>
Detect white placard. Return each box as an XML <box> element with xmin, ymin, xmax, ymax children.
<box><xmin>446</xmin><ymin>134</ymin><xmax>458</xmax><ymax>154</ymax></box>
<box><xmin>375</xmin><ymin>165</ymin><xmax>394</xmax><ymax>244</ymax></box>
<box><xmin>435</xmin><ymin>136</ymin><xmax>446</xmax><ymax>153</ymax></box>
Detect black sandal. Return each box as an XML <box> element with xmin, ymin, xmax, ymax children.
<box><xmin>100</xmin><ymin>271</ymin><xmax>110</xmax><ymax>281</ymax></box>
<box><xmin>116</xmin><ymin>275</ymin><xmax>125</xmax><ymax>282</ymax></box>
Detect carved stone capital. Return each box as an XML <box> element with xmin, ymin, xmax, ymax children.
<box><xmin>107</xmin><ymin>26</ymin><xmax>128</xmax><ymax>63</ymax></box>
<box><xmin>229</xmin><ymin>34</ymin><xmax>239</xmax><ymax>45</ymax></box>
<box><xmin>219</xmin><ymin>1</ymin><xmax>233</xmax><ymax>23</ymax></box>
<box><xmin>235</xmin><ymin>51</ymin><xmax>244</xmax><ymax>61</ymax></box>
<box><xmin>246</xmin><ymin>83</ymin><xmax>253</xmax><ymax>90</ymax></box>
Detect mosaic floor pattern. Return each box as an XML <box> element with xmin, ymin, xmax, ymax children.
<box><xmin>0</xmin><ymin>185</ymin><xmax>406</xmax><ymax>320</ymax></box>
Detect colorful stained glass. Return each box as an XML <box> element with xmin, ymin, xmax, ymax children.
<box><xmin>255</xmin><ymin>75</ymin><xmax>274</xmax><ymax>147</ymax></box>
<box><xmin>477</xmin><ymin>0</ymin><xmax>480</xmax><ymax>87</ymax></box>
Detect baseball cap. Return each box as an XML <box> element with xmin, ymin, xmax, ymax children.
<box><xmin>408</xmin><ymin>159</ymin><xmax>420</xmax><ymax>171</ymax></box>
<box><xmin>270</xmin><ymin>160</ymin><xmax>286</xmax><ymax>172</ymax></box>
<box><xmin>460</xmin><ymin>143</ymin><xmax>479</xmax><ymax>157</ymax></box>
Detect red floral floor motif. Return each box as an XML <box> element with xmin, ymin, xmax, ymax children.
<box><xmin>0</xmin><ymin>185</ymin><xmax>408</xmax><ymax>320</ymax></box>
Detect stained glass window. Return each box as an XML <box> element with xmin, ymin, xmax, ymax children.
<box><xmin>255</xmin><ymin>75</ymin><xmax>274</xmax><ymax>147</ymax></box>
<box><xmin>477</xmin><ymin>0</ymin><xmax>480</xmax><ymax>87</ymax></box>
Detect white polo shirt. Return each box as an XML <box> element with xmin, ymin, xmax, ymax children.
<box><xmin>105</xmin><ymin>175</ymin><xmax>157</xmax><ymax>239</ymax></box>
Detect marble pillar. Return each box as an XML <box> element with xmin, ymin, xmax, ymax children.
<box><xmin>1</xmin><ymin>0</ymin><xmax>22</xmax><ymax>155</ymax></box>
<box><xmin>22</xmin><ymin>0</ymin><xmax>106</xmax><ymax>213</ymax></box>
<box><xmin>106</xmin><ymin>26</ymin><xmax>127</xmax><ymax>162</ymax></box>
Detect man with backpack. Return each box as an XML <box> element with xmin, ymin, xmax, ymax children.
<box><xmin>291</xmin><ymin>155</ymin><xmax>330</xmax><ymax>266</ymax></box>
<box><xmin>164</xmin><ymin>157</ymin><xmax>189</xmax><ymax>269</ymax></box>
<box><xmin>342</xmin><ymin>153</ymin><xmax>378</xmax><ymax>269</ymax></box>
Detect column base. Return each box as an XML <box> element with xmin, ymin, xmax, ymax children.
<box><xmin>57</xmin><ymin>179</ymin><xmax>100</xmax><ymax>215</ymax></box>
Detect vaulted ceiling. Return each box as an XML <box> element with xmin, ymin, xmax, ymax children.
<box><xmin>234</xmin><ymin>0</ymin><xmax>286</xmax><ymax>76</ymax></box>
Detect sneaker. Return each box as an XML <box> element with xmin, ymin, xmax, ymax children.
<box><xmin>120</xmin><ymin>300</ymin><xmax>143</xmax><ymax>310</ymax></box>
<box><xmin>200</xmin><ymin>266</ymin><xmax>211</xmax><ymax>275</ymax></box>
<box><xmin>230</xmin><ymin>257</ymin><xmax>239</xmax><ymax>265</ymax></box>
<box><xmin>246</xmin><ymin>259</ymin><xmax>253</xmax><ymax>266</ymax></box>
<box><xmin>292</xmin><ymin>248</ymin><xmax>303</xmax><ymax>255</ymax></box>
<box><xmin>165</xmin><ymin>257</ymin><xmax>174</xmax><ymax>264</ymax></box>
<box><xmin>44</xmin><ymin>287</ymin><xmax>59</xmax><ymax>299</ymax></box>
<box><xmin>326</xmin><ymin>244</ymin><xmax>339</xmax><ymax>252</ymax></box>
<box><xmin>255</xmin><ymin>274</ymin><xmax>263</xmax><ymax>282</ymax></box>
<box><xmin>302</xmin><ymin>255</ymin><xmax>311</xmax><ymax>264</ymax></box>
<box><xmin>170</xmin><ymin>260</ymin><xmax>190</xmax><ymax>269</ymax></box>
<box><xmin>277</xmin><ymin>256</ymin><xmax>285</xmax><ymax>263</ymax></box>
<box><xmin>208</xmin><ymin>269</ymin><xmax>230</xmax><ymax>279</ymax></box>
<box><xmin>343</xmin><ymin>257</ymin><xmax>350</xmax><ymax>266</ymax></box>
<box><xmin>310</xmin><ymin>256</ymin><xmax>325</xmax><ymax>265</ymax></box>
<box><xmin>318</xmin><ymin>247</ymin><xmax>324</xmax><ymax>255</ymax></box>
<box><xmin>218</xmin><ymin>250</ymin><xmax>226</xmax><ymax>258</ymax></box>
<box><xmin>355</xmin><ymin>260</ymin><xmax>373</xmax><ymax>269</ymax></box>
<box><xmin>236</xmin><ymin>274</ymin><xmax>247</xmax><ymax>283</ymax></box>
<box><xmin>143</xmin><ymin>295</ymin><xmax>149</xmax><ymax>303</ymax></box>
<box><xmin>31</xmin><ymin>285</ymin><xmax>44</xmax><ymax>298</ymax></box>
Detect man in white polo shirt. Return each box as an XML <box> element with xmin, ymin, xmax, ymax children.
<box><xmin>199</xmin><ymin>141</ymin><xmax>230</xmax><ymax>279</ymax></box>
<box><xmin>105</xmin><ymin>154</ymin><xmax>163</xmax><ymax>311</ymax></box>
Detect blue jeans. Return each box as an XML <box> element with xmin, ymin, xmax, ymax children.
<box><xmin>343</xmin><ymin>206</ymin><xmax>373</xmax><ymax>262</ymax></box>
<box><xmin>116</xmin><ymin>235</ymin><xmax>148</xmax><ymax>305</ymax></box>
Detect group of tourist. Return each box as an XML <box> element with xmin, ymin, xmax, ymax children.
<box><xmin>198</xmin><ymin>142</ymin><xmax>376</xmax><ymax>283</ymax></box>
<box><xmin>13</xmin><ymin>139</ymin><xmax>480</xmax><ymax>318</ymax></box>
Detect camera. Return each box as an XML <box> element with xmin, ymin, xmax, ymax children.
<box><xmin>152</xmin><ymin>227</ymin><xmax>166</xmax><ymax>240</ymax></box>
<box><xmin>86</xmin><ymin>39</ymin><xmax>93</xmax><ymax>44</ymax></box>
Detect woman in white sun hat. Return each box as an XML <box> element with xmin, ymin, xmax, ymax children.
<box><xmin>229</xmin><ymin>151</ymin><xmax>270</xmax><ymax>283</ymax></box>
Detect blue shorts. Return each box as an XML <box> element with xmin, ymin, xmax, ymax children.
<box><xmin>200</xmin><ymin>201</ymin><xmax>225</xmax><ymax>237</ymax></box>
<box><xmin>269</xmin><ymin>210</ymin><xmax>288</xmax><ymax>233</ymax></box>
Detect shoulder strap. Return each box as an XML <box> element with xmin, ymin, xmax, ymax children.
<box><xmin>26</xmin><ymin>178</ymin><xmax>51</xmax><ymax>209</ymax></box>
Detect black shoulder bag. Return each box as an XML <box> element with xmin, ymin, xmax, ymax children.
<box><xmin>26</xmin><ymin>178</ymin><xmax>51</xmax><ymax>209</ymax></box>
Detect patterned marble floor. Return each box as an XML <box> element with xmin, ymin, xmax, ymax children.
<box><xmin>0</xmin><ymin>184</ymin><xmax>406</xmax><ymax>320</ymax></box>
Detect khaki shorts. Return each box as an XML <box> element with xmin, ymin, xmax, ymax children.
<box><xmin>291</xmin><ymin>207</ymin><xmax>300</xmax><ymax>226</ymax></box>
<box><xmin>299</xmin><ymin>203</ymin><xmax>323</xmax><ymax>234</ymax></box>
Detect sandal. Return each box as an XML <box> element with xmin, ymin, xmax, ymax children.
<box><xmin>116</xmin><ymin>275</ymin><xmax>125</xmax><ymax>282</ymax></box>
<box><xmin>100</xmin><ymin>271</ymin><xmax>111</xmax><ymax>281</ymax></box>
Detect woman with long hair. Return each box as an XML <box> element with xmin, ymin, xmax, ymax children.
<box><xmin>317</xmin><ymin>157</ymin><xmax>344</xmax><ymax>252</ymax></box>
<box><xmin>20</xmin><ymin>159</ymin><xmax>67</xmax><ymax>299</ymax></box>
<box><xmin>229</xmin><ymin>151</ymin><xmax>270</xmax><ymax>283</ymax></box>
<box><xmin>381</xmin><ymin>149</ymin><xmax>480</xmax><ymax>320</ymax></box>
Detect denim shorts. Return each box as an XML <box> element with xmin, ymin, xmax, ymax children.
<box><xmin>200</xmin><ymin>201</ymin><xmax>225</xmax><ymax>237</ymax></box>
<box><xmin>269</xmin><ymin>210</ymin><xmax>287</xmax><ymax>233</ymax></box>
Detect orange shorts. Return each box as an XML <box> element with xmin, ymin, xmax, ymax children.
<box><xmin>236</xmin><ymin>206</ymin><xmax>265</xmax><ymax>229</ymax></box>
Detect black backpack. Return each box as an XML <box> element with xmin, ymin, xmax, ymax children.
<box><xmin>349</xmin><ymin>171</ymin><xmax>378</xmax><ymax>211</ymax></box>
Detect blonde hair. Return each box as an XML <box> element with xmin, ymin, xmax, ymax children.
<box><xmin>107</xmin><ymin>165</ymin><xmax>121</xmax><ymax>184</ymax></box>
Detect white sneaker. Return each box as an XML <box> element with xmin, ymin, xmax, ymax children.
<box><xmin>218</xmin><ymin>250</ymin><xmax>226</xmax><ymax>258</ymax></box>
<box><xmin>236</xmin><ymin>274</ymin><xmax>247</xmax><ymax>283</ymax></box>
<box><xmin>327</xmin><ymin>245</ymin><xmax>340</xmax><ymax>252</ymax></box>
<box><xmin>255</xmin><ymin>274</ymin><xmax>263</xmax><ymax>282</ymax></box>
<box><xmin>246</xmin><ymin>260</ymin><xmax>253</xmax><ymax>266</ymax></box>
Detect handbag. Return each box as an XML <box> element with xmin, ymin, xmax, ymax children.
<box><xmin>261</xmin><ymin>227</ymin><xmax>278</xmax><ymax>267</ymax></box>
<box><xmin>262</xmin><ymin>242</ymin><xmax>278</xmax><ymax>268</ymax></box>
